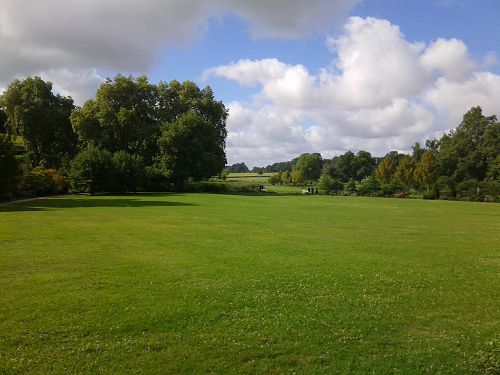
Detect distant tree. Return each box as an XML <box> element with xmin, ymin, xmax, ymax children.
<box><xmin>1</xmin><ymin>76</ymin><xmax>76</xmax><ymax>167</ymax></box>
<box><xmin>292</xmin><ymin>153</ymin><xmax>322</xmax><ymax>181</ymax></box>
<box><xmin>375</xmin><ymin>157</ymin><xmax>395</xmax><ymax>183</ymax></box>
<box><xmin>157</xmin><ymin>111</ymin><xmax>226</xmax><ymax>189</ymax></box>
<box><xmin>358</xmin><ymin>176</ymin><xmax>382</xmax><ymax>196</ymax></box>
<box><xmin>291</xmin><ymin>170</ymin><xmax>304</xmax><ymax>184</ymax></box>
<box><xmin>343</xmin><ymin>178</ymin><xmax>357</xmax><ymax>195</ymax></box>
<box><xmin>415</xmin><ymin>151</ymin><xmax>438</xmax><ymax>195</ymax></box>
<box><xmin>69</xmin><ymin>146</ymin><xmax>114</xmax><ymax>194</ymax></box>
<box><xmin>437</xmin><ymin>106</ymin><xmax>498</xmax><ymax>184</ymax></box>
<box><xmin>268</xmin><ymin>173</ymin><xmax>281</xmax><ymax>185</ymax></box>
<box><xmin>0</xmin><ymin>134</ymin><xmax>21</xmax><ymax>195</ymax></box>
<box><xmin>333</xmin><ymin>151</ymin><xmax>355</xmax><ymax>181</ymax></box>
<box><xmin>395</xmin><ymin>155</ymin><xmax>416</xmax><ymax>192</ymax></box>
<box><xmin>281</xmin><ymin>171</ymin><xmax>291</xmax><ymax>184</ymax></box>
<box><xmin>318</xmin><ymin>172</ymin><xmax>334</xmax><ymax>194</ymax></box>
<box><xmin>352</xmin><ymin>150</ymin><xmax>376</xmax><ymax>181</ymax></box>
<box><xmin>226</xmin><ymin>162</ymin><xmax>249</xmax><ymax>173</ymax></box>
<box><xmin>411</xmin><ymin>142</ymin><xmax>425</xmax><ymax>162</ymax></box>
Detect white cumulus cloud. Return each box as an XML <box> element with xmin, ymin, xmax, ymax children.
<box><xmin>207</xmin><ymin>17</ymin><xmax>500</xmax><ymax>166</ymax></box>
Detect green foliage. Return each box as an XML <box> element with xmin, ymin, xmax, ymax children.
<box><xmin>358</xmin><ymin>176</ymin><xmax>382</xmax><ymax>196</ymax></box>
<box><xmin>157</xmin><ymin>111</ymin><xmax>226</xmax><ymax>188</ymax></box>
<box><xmin>268</xmin><ymin>172</ymin><xmax>281</xmax><ymax>185</ymax></box>
<box><xmin>0</xmin><ymin>76</ymin><xmax>75</xmax><ymax>167</ymax></box>
<box><xmin>111</xmin><ymin>151</ymin><xmax>144</xmax><ymax>192</ymax></box>
<box><xmin>226</xmin><ymin>162</ymin><xmax>249</xmax><ymax>173</ymax></box>
<box><xmin>0</xmin><ymin>109</ymin><xmax>7</xmax><ymax>134</ymax></box>
<box><xmin>333</xmin><ymin>151</ymin><xmax>355</xmax><ymax>181</ymax></box>
<box><xmin>291</xmin><ymin>169</ymin><xmax>304</xmax><ymax>184</ymax></box>
<box><xmin>71</xmin><ymin>75</ymin><xmax>159</xmax><ymax>162</ymax></box>
<box><xmin>317</xmin><ymin>173</ymin><xmax>334</xmax><ymax>194</ymax></box>
<box><xmin>375</xmin><ymin>157</ymin><xmax>396</xmax><ymax>184</ymax></box>
<box><xmin>343</xmin><ymin>178</ymin><xmax>357</xmax><ymax>195</ymax></box>
<box><xmin>415</xmin><ymin>151</ymin><xmax>439</xmax><ymax>196</ymax></box>
<box><xmin>352</xmin><ymin>150</ymin><xmax>376</xmax><ymax>181</ymax></box>
<box><xmin>292</xmin><ymin>153</ymin><xmax>322</xmax><ymax>181</ymax></box>
<box><xmin>395</xmin><ymin>155</ymin><xmax>416</xmax><ymax>191</ymax></box>
<box><xmin>21</xmin><ymin>167</ymin><xmax>69</xmax><ymax>196</ymax></box>
<box><xmin>381</xmin><ymin>178</ymin><xmax>405</xmax><ymax>197</ymax></box>
<box><xmin>69</xmin><ymin>146</ymin><xmax>114</xmax><ymax>194</ymax></box>
<box><xmin>0</xmin><ymin>134</ymin><xmax>22</xmax><ymax>195</ymax></box>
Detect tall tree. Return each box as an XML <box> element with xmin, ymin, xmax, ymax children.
<box><xmin>415</xmin><ymin>151</ymin><xmax>438</xmax><ymax>195</ymax></box>
<box><xmin>157</xmin><ymin>111</ymin><xmax>226</xmax><ymax>189</ymax></box>
<box><xmin>333</xmin><ymin>151</ymin><xmax>355</xmax><ymax>181</ymax></box>
<box><xmin>71</xmin><ymin>75</ymin><xmax>159</xmax><ymax>162</ymax></box>
<box><xmin>1</xmin><ymin>76</ymin><xmax>75</xmax><ymax>167</ymax></box>
<box><xmin>292</xmin><ymin>153</ymin><xmax>322</xmax><ymax>181</ymax></box>
<box><xmin>437</xmin><ymin>106</ymin><xmax>497</xmax><ymax>183</ymax></box>
<box><xmin>375</xmin><ymin>157</ymin><xmax>395</xmax><ymax>183</ymax></box>
<box><xmin>395</xmin><ymin>155</ymin><xmax>416</xmax><ymax>192</ymax></box>
<box><xmin>352</xmin><ymin>150</ymin><xmax>376</xmax><ymax>181</ymax></box>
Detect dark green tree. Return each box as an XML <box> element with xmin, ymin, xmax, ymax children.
<box><xmin>112</xmin><ymin>151</ymin><xmax>144</xmax><ymax>192</ymax></box>
<box><xmin>157</xmin><ymin>111</ymin><xmax>226</xmax><ymax>189</ymax></box>
<box><xmin>1</xmin><ymin>76</ymin><xmax>76</xmax><ymax>167</ymax></box>
<box><xmin>71</xmin><ymin>75</ymin><xmax>159</xmax><ymax>163</ymax></box>
<box><xmin>352</xmin><ymin>150</ymin><xmax>376</xmax><ymax>181</ymax></box>
<box><xmin>0</xmin><ymin>134</ymin><xmax>21</xmax><ymax>195</ymax></box>
<box><xmin>292</xmin><ymin>153</ymin><xmax>322</xmax><ymax>181</ymax></box>
<box><xmin>333</xmin><ymin>151</ymin><xmax>355</xmax><ymax>181</ymax></box>
<box><xmin>69</xmin><ymin>146</ymin><xmax>114</xmax><ymax>194</ymax></box>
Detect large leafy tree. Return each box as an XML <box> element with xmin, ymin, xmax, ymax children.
<box><xmin>437</xmin><ymin>106</ymin><xmax>497</xmax><ymax>183</ymax></box>
<box><xmin>415</xmin><ymin>151</ymin><xmax>438</xmax><ymax>195</ymax></box>
<box><xmin>332</xmin><ymin>151</ymin><xmax>355</xmax><ymax>181</ymax></box>
<box><xmin>292</xmin><ymin>153</ymin><xmax>322</xmax><ymax>181</ymax></box>
<box><xmin>395</xmin><ymin>155</ymin><xmax>416</xmax><ymax>192</ymax></box>
<box><xmin>352</xmin><ymin>150</ymin><xmax>376</xmax><ymax>181</ymax></box>
<box><xmin>1</xmin><ymin>76</ymin><xmax>76</xmax><ymax>167</ymax></box>
<box><xmin>71</xmin><ymin>75</ymin><xmax>159</xmax><ymax>163</ymax></box>
<box><xmin>157</xmin><ymin>111</ymin><xmax>226</xmax><ymax>189</ymax></box>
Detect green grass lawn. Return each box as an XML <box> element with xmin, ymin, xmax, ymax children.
<box><xmin>1</xmin><ymin>194</ymin><xmax>499</xmax><ymax>374</ymax></box>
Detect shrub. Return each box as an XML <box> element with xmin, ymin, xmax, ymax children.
<box><xmin>21</xmin><ymin>167</ymin><xmax>68</xmax><ymax>196</ymax></box>
<box><xmin>70</xmin><ymin>146</ymin><xmax>114</xmax><ymax>194</ymax></box>
<box><xmin>111</xmin><ymin>151</ymin><xmax>144</xmax><ymax>192</ymax></box>
<box><xmin>343</xmin><ymin>179</ymin><xmax>357</xmax><ymax>195</ymax></box>
<box><xmin>358</xmin><ymin>176</ymin><xmax>381</xmax><ymax>196</ymax></box>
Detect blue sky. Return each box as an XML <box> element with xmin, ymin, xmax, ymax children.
<box><xmin>1</xmin><ymin>0</ymin><xmax>499</xmax><ymax>166</ymax></box>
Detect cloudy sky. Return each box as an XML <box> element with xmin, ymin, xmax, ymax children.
<box><xmin>1</xmin><ymin>0</ymin><xmax>499</xmax><ymax>167</ymax></box>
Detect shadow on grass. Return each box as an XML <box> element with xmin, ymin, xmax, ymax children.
<box><xmin>0</xmin><ymin>194</ymin><xmax>195</xmax><ymax>212</ymax></box>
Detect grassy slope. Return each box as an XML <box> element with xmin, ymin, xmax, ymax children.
<box><xmin>0</xmin><ymin>194</ymin><xmax>499</xmax><ymax>374</ymax></box>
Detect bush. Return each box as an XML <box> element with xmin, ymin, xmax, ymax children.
<box><xmin>358</xmin><ymin>176</ymin><xmax>381</xmax><ymax>196</ymax></box>
<box><xmin>382</xmin><ymin>178</ymin><xmax>405</xmax><ymax>197</ymax></box>
<box><xmin>343</xmin><ymin>179</ymin><xmax>357</xmax><ymax>195</ymax></box>
<box><xmin>70</xmin><ymin>146</ymin><xmax>114</xmax><ymax>194</ymax></box>
<box><xmin>111</xmin><ymin>151</ymin><xmax>144</xmax><ymax>192</ymax></box>
<box><xmin>21</xmin><ymin>167</ymin><xmax>69</xmax><ymax>196</ymax></box>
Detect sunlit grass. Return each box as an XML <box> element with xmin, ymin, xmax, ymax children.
<box><xmin>0</xmin><ymin>194</ymin><xmax>499</xmax><ymax>373</ymax></box>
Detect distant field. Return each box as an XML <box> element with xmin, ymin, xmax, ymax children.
<box><xmin>226</xmin><ymin>172</ymin><xmax>273</xmax><ymax>183</ymax></box>
<box><xmin>1</xmin><ymin>194</ymin><xmax>499</xmax><ymax>374</ymax></box>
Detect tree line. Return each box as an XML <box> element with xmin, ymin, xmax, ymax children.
<box><xmin>263</xmin><ymin>107</ymin><xmax>499</xmax><ymax>202</ymax></box>
<box><xmin>0</xmin><ymin>75</ymin><xmax>228</xmax><ymax>198</ymax></box>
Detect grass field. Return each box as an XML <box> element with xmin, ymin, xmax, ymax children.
<box><xmin>1</xmin><ymin>194</ymin><xmax>499</xmax><ymax>374</ymax></box>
